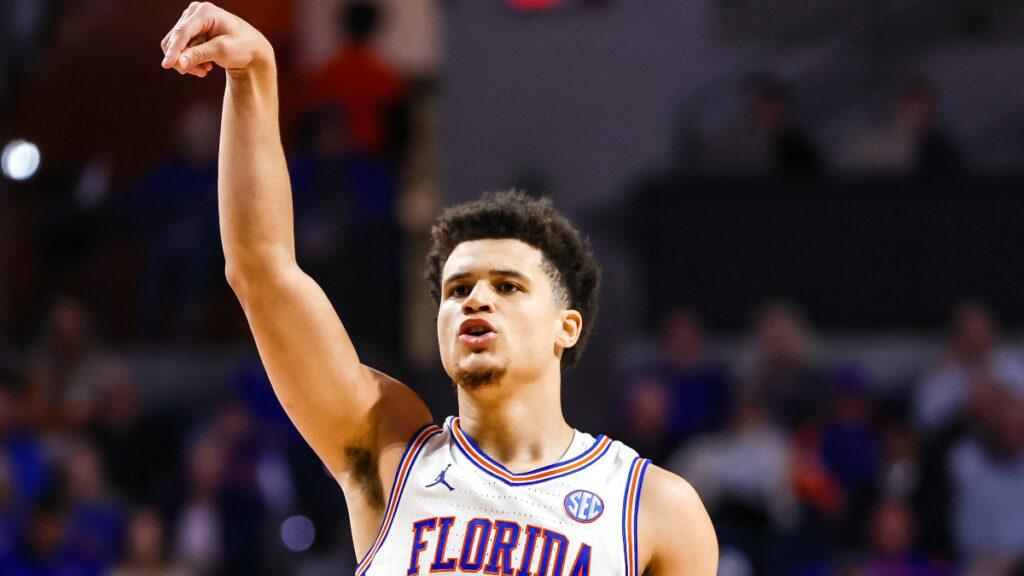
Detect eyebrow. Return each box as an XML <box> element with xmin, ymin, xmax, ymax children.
<box><xmin>442</xmin><ymin>269</ymin><xmax>528</xmax><ymax>286</ymax></box>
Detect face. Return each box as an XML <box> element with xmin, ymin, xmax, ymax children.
<box><xmin>953</xmin><ymin>303</ymin><xmax>995</xmax><ymax>359</ymax></box>
<box><xmin>127</xmin><ymin>509</ymin><xmax>164</xmax><ymax>564</ymax></box>
<box><xmin>437</xmin><ymin>239</ymin><xmax>581</xmax><ymax>390</ymax></box>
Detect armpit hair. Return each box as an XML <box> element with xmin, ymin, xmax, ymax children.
<box><xmin>344</xmin><ymin>444</ymin><xmax>384</xmax><ymax>509</ymax></box>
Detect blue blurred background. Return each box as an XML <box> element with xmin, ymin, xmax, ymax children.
<box><xmin>1</xmin><ymin>1</ymin><xmax>1024</xmax><ymax>575</ymax></box>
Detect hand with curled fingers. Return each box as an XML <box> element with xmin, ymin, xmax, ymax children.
<box><xmin>160</xmin><ymin>2</ymin><xmax>273</xmax><ymax>78</ymax></box>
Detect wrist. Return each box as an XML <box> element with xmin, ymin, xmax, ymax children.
<box><xmin>227</xmin><ymin>39</ymin><xmax>276</xmax><ymax>81</ymax></box>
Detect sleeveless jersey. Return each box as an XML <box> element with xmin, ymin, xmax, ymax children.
<box><xmin>356</xmin><ymin>417</ymin><xmax>651</xmax><ymax>576</ymax></box>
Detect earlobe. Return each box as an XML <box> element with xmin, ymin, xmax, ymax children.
<box><xmin>557</xmin><ymin>311</ymin><xmax>583</xmax><ymax>348</ymax></box>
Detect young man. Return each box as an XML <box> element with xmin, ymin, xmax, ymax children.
<box><xmin>160</xmin><ymin>4</ymin><xmax>717</xmax><ymax>575</ymax></box>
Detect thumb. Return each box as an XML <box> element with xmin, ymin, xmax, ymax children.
<box><xmin>178</xmin><ymin>38</ymin><xmax>221</xmax><ymax>69</ymax></box>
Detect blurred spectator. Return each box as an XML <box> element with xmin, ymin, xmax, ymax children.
<box><xmin>165</xmin><ymin>404</ymin><xmax>271</xmax><ymax>576</ymax></box>
<box><xmin>820</xmin><ymin>368</ymin><xmax>880</xmax><ymax>499</ymax></box>
<box><xmin>913</xmin><ymin>301</ymin><xmax>1024</xmax><ymax>437</ymax></box>
<box><xmin>656</xmin><ymin>310</ymin><xmax>732</xmax><ymax>437</ymax></box>
<box><xmin>227</xmin><ymin>356</ymin><xmax>351</xmax><ymax>557</ymax></box>
<box><xmin>950</xmin><ymin>380</ymin><xmax>1024</xmax><ymax>575</ymax></box>
<box><xmin>841</xmin><ymin>497</ymin><xmax>951</xmax><ymax>576</ymax></box>
<box><xmin>816</xmin><ymin>367</ymin><xmax>882</xmax><ymax>536</ymax></box>
<box><xmin>210</xmin><ymin>404</ymin><xmax>277</xmax><ymax>576</ymax></box>
<box><xmin>614</xmin><ymin>309</ymin><xmax>731</xmax><ymax>462</ymax></box>
<box><xmin>60</xmin><ymin>441</ymin><xmax>124</xmax><ymax>569</ymax></box>
<box><xmin>0</xmin><ymin>458</ymin><xmax>15</xmax><ymax>562</ymax></box>
<box><xmin>838</xmin><ymin>81</ymin><xmax>963</xmax><ymax>178</ymax></box>
<box><xmin>668</xmin><ymin>395</ymin><xmax>796</xmax><ymax>574</ymax></box>
<box><xmin>169</xmin><ymin>433</ymin><xmax>225</xmax><ymax>576</ymax></box>
<box><xmin>899</xmin><ymin>83</ymin><xmax>964</xmax><ymax>179</ymax></box>
<box><xmin>287</xmin><ymin>109</ymin><xmax>350</xmax><ymax>299</ymax></box>
<box><xmin>87</xmin><ymin>374</ymin><xmax>177</xmax><ymax>505</ymax></box>
<box><xmin>670</xmin><ymin>395</ymin><xmax>797</xmax><ymax>528</ymax></box>
<box><xmin>115</xmin><ymin>102</ymin><xmax>221</xmax><ymax>342</ymax></box>
<box><xmin>790</xmin><ymin>426</ymin><xmax>844</xmax><ymax>519</ymax></box>
<box><xmin>739</xmin><ymin>301</ymin><xmax>830</xmax><ymax>431</ymax></box>
<box><xmin>879</xmin><ymin>416</ymin><xmax>961</xmax><ymax>564</ymax></box>
<box><xmin>109</xmin><ymin>507</ymin><xmax>193</xmax><ymax>576</ymax></box>
<box><xmin>878</xmin><ymin>419</ymin><xmax>922</xmax><ymax>501</ymax></box>
<box><xmin>700</xmin><ymin>75</ymin><xmax>822</xmax><ymax>182</ymax></box>
<box><xmin>297</xmin><ymin>1</ymin><xmax>409</xmax><ymax>358</ymax></box>
<box><xmin>0</xmin><ymin>372</ymin><xmax>25</xmax><ymax>562</ymax></box>
<box><xmin>2</xmin><ymin>497</ymin><xmax>102</xmax><ymax>576</ymax></box>
<box><xmin>615</xmin><ymin>375</ymin><xmax>675</xmax><ymax>463</ymax></box>
<box><xmin>716</xmin><ymin>548</ymin><xmax>755</xmax><ymax>576</ymax></box>
<box><xmin>0</xmin><ymin>381</ymin><xmax>51</xmax><ymax>509</ymax></box>
<box><xmin>307</xmin><ymin>1</ymin><xmax>407</xmax><ymax>160</ymax></box>
<box><xmin>225</xmin><ymin>357</ymin><xmax>302</xmax><ymax>516</ymax></box>
<box><xmin>23</xmin><ymin>296</ymin><xmax>114</xmax><ymax>432</ymax></box>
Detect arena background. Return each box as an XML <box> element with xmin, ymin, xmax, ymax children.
<box><xmin>1</xmin><ymin>1</ymin><xmax>1024</xmax><ymax>575</ymax></box>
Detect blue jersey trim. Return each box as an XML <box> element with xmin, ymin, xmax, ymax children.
<box><xmin>633</xmin><ymin>459</ymin><xmax>650</xmax><ymax>576</ymax></box>
<box><xmin>621</xmin><ymin>458</ymin><xmax>637</xmax><ymax>576</ymax></box>
<box><xmin>621</xmin><ymin>457</ymin><xmax>650</xmax><ymax>576</ymax></box>
<box><xmin>448</xmin><ymin>417</ymin><xmax>613</xmax><ymax>486</ymax></box>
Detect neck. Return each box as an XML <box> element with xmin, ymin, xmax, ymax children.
<box><xmin>455</xmin><ymin>366</ymin><xmax>574</xmax><ymax>474</ymax></box>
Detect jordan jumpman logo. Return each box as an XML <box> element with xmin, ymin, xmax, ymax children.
<box><xmin>426</xmin><ymin>464</ymin><xmax>455</xmax><ymax>491</ymax></box>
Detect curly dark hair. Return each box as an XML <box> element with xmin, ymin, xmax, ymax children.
<box><xmin>425</xmin><ymin>190</ymin><xmax>601</xmax><ymax>370</ymax></box>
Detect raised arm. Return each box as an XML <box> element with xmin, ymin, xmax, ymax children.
<box><xmin>160</xmin><ymin>1</ymin><xmax>431</xmax><ymax>539</ymax></box>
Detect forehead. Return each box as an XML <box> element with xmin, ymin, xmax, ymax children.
<box><xmin>442</xmin><ymin>238</ymin><xmax>546</xmax><ymax>278</ymax></box>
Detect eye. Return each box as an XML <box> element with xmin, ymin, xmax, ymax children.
<box><xmin>497</xmin><ymin>282</ymin><xmax>520</xmax><ymax>294</ymax></box>
<box><xmin>447</xmin><ymin>284</ymin><xmax>470</xmax><ymax>298</ymax></box>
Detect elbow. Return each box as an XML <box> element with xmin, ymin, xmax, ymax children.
<box><xmin>224</xmin><ymin>260</ymin><xmax>254</xmax><ymax>302</ymax></box>
<box><xmin>224</xmin><ymin>255</ymin><xmax>296</xmax><ymax>303</ymax></box>
<box><xmin>224</xmin><ymin>257</ymin><xmax>270</xmax><ymax>302</ymax></box>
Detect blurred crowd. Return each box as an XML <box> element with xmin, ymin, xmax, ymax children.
<box><xmin>1</xmin><ymin>295</ymin><xmax>350</xmax><ymax>576</ymax></box>
<box><xmin>612</xmin><ymin>301</ymin><xmax>1024</xmax><ymax>576</ymax></box>
<box><xmin>691</xmin><ymin>74</ymin><xmax>963</xmax><ymax>183</ymax></box>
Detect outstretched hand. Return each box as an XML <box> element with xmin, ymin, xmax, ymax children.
<box><xmin>160</xmin><ymin>2</ymin><xmax>272</xmax><ymax>78</ymax></box>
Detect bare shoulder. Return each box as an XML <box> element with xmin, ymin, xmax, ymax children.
<box><xmin>637</xmin><ymin>464</ymin><xmax>718</xmax><ymax>576</ymax></box>
<box><xmin>336</xmin><ymin>367</ymin><xmax>434</xmax><ymax>558</ymax></box>
<box><xmin>375</xmin><ymin>368</ymin><xmax>435</xmax><ymax>451</ymax></box>
<box><xmin>331</xmin><ymin>367</ymin><xmax>432</xmax><ymax>504</ymax></box>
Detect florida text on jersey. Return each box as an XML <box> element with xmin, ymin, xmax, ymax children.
<box><xmin>356</xmin><ymin>417</ymin><xmax>651</xmax><ymax>576</ymax></box>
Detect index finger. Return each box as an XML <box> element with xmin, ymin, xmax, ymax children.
<box><xmin>162</xmin><ymin>4</ymin><xmax>213</xmax><ymax>68</ymax></box>
<box><xmin>161</xmin><ymin>5</ymin><xmax>196</xmax><ymax>54</ymax></box>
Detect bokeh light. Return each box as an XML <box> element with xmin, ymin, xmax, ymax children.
<box><xmin>280</xmin><ymin>515</ymin><xmax>315</xmax><ymax>552</ymax></box>
<box><xmin>1</xmin><ymin>139</ymin><xmax>42</xmax><ymax>181</ymax></box>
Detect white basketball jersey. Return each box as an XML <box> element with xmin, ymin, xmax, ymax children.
<box><xmin>356</xmin><ymin>417</ymin><xmax>651</xmax><ymax>576</ymax></box>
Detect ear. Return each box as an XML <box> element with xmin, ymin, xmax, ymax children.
<box><xmin>556</xmin><ymin>309</ymin><xmax>583</xmax><ymax>350</ymax></box>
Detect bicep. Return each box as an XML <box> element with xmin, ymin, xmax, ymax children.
<box><xmin>639</xmin><ymin>466</ymin><xmax>719</xmax><ymax>576</ymax></box>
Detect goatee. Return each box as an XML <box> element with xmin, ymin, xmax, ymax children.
<box><xmin>453</xmin><ymin>365</ymin><xmax>508</xmax><ymax>390</ymax></box>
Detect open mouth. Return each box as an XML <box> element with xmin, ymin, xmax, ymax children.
<box><xmin>459</xmin><ymin>319</ymin><xmax>496</xmax><ymax>342</ymax></box>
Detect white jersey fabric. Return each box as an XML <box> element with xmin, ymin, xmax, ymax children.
<box><xmin>356</xmin><ymin>417</ymin><xmax>651</xmax><ymax>576</ymax></box>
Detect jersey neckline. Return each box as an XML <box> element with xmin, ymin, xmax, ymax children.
<box><xmin>447</xmin><ymin>416</ymin><xmax>613</xmax><ymax>486</ymax></box>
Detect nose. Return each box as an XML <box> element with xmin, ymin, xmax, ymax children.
<box><xmin>462</xmin><ymin>282</ymin><xmax>493</xmax><ymax>314</ymax></box>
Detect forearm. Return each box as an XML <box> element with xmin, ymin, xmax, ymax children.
<box><xmin>218</xmin><ymin>47</ymin><xmax>296</xmax><ymax>279</ymax></box>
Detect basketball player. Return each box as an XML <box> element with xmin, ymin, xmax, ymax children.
<box><xmin>161</xmin><ymin>4</ymin><xmax>717</xmax><ymax>574</ymax></box>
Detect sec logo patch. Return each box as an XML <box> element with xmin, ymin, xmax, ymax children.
<box><xmin>564</xmin><ymin>489</ymin><xmax>604</xmax><ymax>523</ymax></box>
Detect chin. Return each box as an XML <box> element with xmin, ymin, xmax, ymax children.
<box><xmin>453</xmin><ymin>355</ymin><xmax>508</xmax><ymax>391</ymax></box>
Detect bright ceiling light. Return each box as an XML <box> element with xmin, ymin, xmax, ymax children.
<box><xmin>2</xmin><ymin>140</ymin><xmax>42</xmax><ymax>181</ymax></box>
